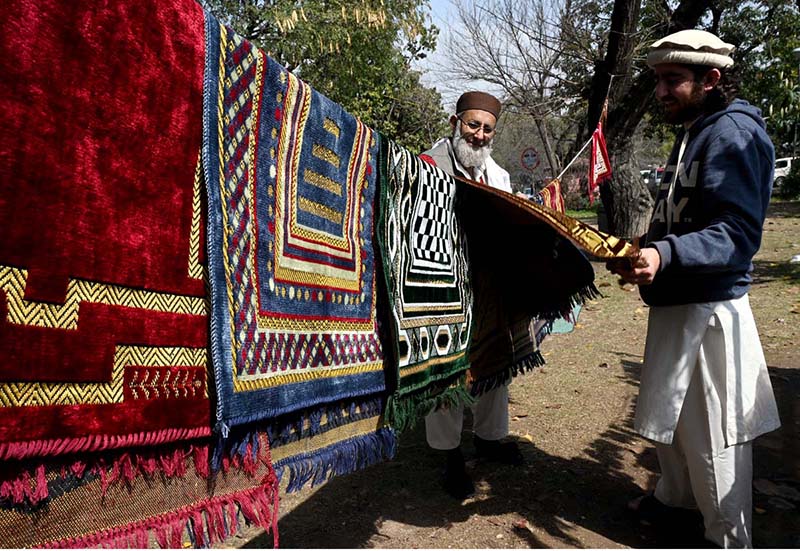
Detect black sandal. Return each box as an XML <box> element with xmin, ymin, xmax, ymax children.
<box><xmin>627</xmin><ymin>493</ymin><xmax>673</xmax><ymax>525</ymax></box>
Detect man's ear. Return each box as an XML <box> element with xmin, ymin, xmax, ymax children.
<box><xmin>449</xmin><ymin>115</ymin><xmax>458</xmax><ymax>133</ymax></box>
<box><xmin>703</xmin><ymin>68</ymin><xmax>721</xmax><ymax>91</ymax></box>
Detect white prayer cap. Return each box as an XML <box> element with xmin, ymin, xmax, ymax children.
<box><xmin>647</xmin><ymin>29</ymin><xmax>735</xmax><ymax>69</ymax></box>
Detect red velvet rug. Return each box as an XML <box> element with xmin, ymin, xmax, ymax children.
<box><xmin>0</xmin><ymin>0</ymin><xmax>211</xmax><ymax>460</ymax></box>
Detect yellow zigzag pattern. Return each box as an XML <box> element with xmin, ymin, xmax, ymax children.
<box><xmin>0</xmin><ymin>345</ymin><xmax>207</xmax><ymax>407</ymax></box>
<box><xmin>189</xmin><ymin>151</ymin><xmax>205</xmax><ymax>280</ymax></box>
<box><xmin>0</xmin><ymin>265</ymin><xmax>207</xmax><ymax>330</ymax></box>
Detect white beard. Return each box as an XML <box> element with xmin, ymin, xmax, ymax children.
<box><xmin>451</xmin><ymin>128</ymin><xmax>492</xmax><ymax>169</ymax></box>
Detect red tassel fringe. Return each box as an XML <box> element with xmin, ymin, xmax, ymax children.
<box><xmin>0</xmin><ymin>440</ymin><xmax>273</xmax><ymax>507</ymax></box>
<box><xmin>0</xmin><ymin>427</ymin><xmax>212</xmax><ymax>461</ymax></box>
<box><xmin>40</xmin><ymin>476</ymin><xmax>280</xmax><ymax>549</ymax></box>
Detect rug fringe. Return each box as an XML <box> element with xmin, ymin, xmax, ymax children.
<box><xmin>0</xmin><ymin>438</ymin><xmax>270</xmax><ymax>509</ymax></box>
<box><xmin>265</xmin><ymin>396</ymin><xmax>385</xmax><ymax>449</ymax></box>
<box><xmin>537</xmin><ymin>283</ymin><xmax>599</xmax><ymax>322</ymax></box>
<box><xmin>41</xmin><ymin>474</ymin><xmax>280</xmax><ymax>549</ymax></box>
<box><xmin>470</xmin><ymin>350</ymin><xmax>546</xmax><ymax>397</ymax></box>
<box><xmin>275</xmin><ymin>427</ymin><xmax>397</xmax><ymax>494</ymax></box>
<box><xmin>0</xmin><ymin>427</ymin><xmax>212</xmax><ymax>461</ymax></box>
<box><xmin>385</xmin><ymin>375</ymin><xmax>475</xmax><ymax>434</ymax></box>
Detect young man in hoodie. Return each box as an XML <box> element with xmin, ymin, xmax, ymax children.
<box><xmin>608</xmin><ymin>30</ymin><xmax>780</xmax><ymax>548</ymax></box>
<box><xmin>419</xmin><ymin>91</ymin><xmax>524</xmax><ymax>500</ymax></box>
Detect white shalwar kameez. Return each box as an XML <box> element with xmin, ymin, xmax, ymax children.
<box><xmin>634</xmin><ymin>294</ymin><xmax>780</xmax><ymax>548</ymax></box>
<box><xmin>424</xmin><ymin>139</ymin><xmax>513</xmax><ymax>450</ymax></box>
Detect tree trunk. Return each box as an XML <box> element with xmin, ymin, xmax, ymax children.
<box><xmin>533</xmin><ymin>116</ymin><xmax>559</xmax><ymax>178</ymax></box>
<box><xmin>605</xmin><ymin>143</ymin><xmax>652</xmax><ymax>239</ymax></box>
<box><xmin>586</xmin><ymin>0</ymin><xmax>716</xmax><ymax>239</ymax></box>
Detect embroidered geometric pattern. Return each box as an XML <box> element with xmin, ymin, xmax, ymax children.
<box><xmin>412</xmin><ymin>174</ymin><xmax>453</xmax><ymax>265</ymax></box>
<box><xmin>203</xmin><ymin>19</ymin><xmax>386</xmax><ymax>428</ymax></box>
<box><xmin>377</xmin><ymin>139</ymin><xmax>472</xmax><ymax>397</ymax></box>
<box><xmin>0</xmin><ymin>265</ymin><xmax>207</xmax><ymax>330</ymax></box>
<box><xmin>0</xmin><ymin>346</ymin><xmax>206</xmax><ymax>407</ymax></box>
<box><xmin>188</xmin><ymin>151</ymin><xmax>205</xmax><ymax>281</ymax></box>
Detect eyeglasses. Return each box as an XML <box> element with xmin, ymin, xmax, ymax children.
<box><xmin>456</xmin><ymin>115</ymin><xmax>495</xmax><ymax>135</ymax></box>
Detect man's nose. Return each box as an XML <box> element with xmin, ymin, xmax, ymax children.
<box><xmin>474</xmin><ymin>127</ymin><xmax>486</xmax><ymax>139</ymax></box>
<box><xmin>655</xmin><ymin>81</ymin><xmax>669</xmax><ymax>100</ymax></box>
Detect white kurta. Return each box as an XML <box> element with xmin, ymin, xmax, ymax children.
<box><xmin>634</xmin><ymin>294</ymin><xmax>780</xmax><ymax>449</ymax></box>
<box><xmin>425</xmin><ymin>138</ymin><xmax>512</xmax><ymax>450</ymax></box>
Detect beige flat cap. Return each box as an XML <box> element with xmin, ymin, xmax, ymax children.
<box><xmin>647</xmin><ymin>29</ymin><xmax>734</xmax><ymax>69</ymax></box>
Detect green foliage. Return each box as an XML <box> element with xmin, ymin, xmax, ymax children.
<box><xmin>639</xmin><ymin>1</ymin><xmax>800</xmax><ymax>158</ymax></box>
<box><xmin>565</xmin><ymin>207</ymin><xmax>599</xmax><ymax>219</ymax></box>
<box><xmin>202</xmin><ymin>0</ymin><xmax>448</xmax><ymax>150</ymax></box>
<box><xmin>717</xmin><ymin>2</ymin><xmax>800</xmax><ymax>158</ymax></box>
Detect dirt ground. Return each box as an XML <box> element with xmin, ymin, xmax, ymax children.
<box><xmin>233</xmin><ymin>201</ymin><xmax>800</xmax><ymax>549</ymax></box>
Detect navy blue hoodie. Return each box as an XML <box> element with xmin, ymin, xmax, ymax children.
<box><xmin>641</xmin><ymin>99</ymin><xmax>774</xmax><ymax>307</ymax></box>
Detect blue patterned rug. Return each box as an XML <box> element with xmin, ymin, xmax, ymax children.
<box><xmin>203</xmin><ymin>17</ymin><xmax>388</xmax><ymax>447</ymax></box>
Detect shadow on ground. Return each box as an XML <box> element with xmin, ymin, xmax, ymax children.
<box><xmin>245</xmin><ymin>353</ymin><xmax>795</xmax><ymax>549</ymax></box>
<box><xmin>751</xmin><ymin>259</ymin><xmax>800</xmax><ymax>286</ymax></box>
<box><xmin>765</xmin><ymin>200</ymin><xmax>800</xmax><ymax>218</ymax></box>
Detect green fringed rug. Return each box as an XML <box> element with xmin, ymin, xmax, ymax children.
<box><xmin>376</xmin><ymin>137</ymin><xmax>475</xmax><ymax>432</ymax></box>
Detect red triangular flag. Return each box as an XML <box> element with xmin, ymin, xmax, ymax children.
<box><xmin>588</xmin><ymin>122</ymin><xmax>612</xmax><ymax>205</ymax></box>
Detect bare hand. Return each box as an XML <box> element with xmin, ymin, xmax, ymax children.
<box><xmin>606</xmin><ymin>247</ymin><xmax>660</xmax><ymax>286</ymax></box>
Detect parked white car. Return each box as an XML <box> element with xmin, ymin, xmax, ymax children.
<box><xmin>774</xmin><ymin>157</ymin><xmax>798</xmax><ymax>191</ymax></box>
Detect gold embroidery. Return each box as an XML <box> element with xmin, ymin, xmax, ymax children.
<box><xmin>0</xmin><ymin>265</ymin><xmax>207</xmax><ymax>330</ymax></box>
<box><xmin>303</xmin><ymin>168</ymin><xmax>342</xmax><ymax>196</ymax></box>
<box><xmin>311</xmin><ymin>144</ymin><xmax>340</xmax><ymax>169</ymax></box>
<box><xmin>0</xmin><ymin>346</ymin><xmax>206</xmax><ymax>407</ymax></box>
<box><xmin>399</xmin><ymin>350</ymin><xmax>467</xmax><ymax>377</ymax></box>
<box><xmin>298</xmin><ymin>197</ymin><xmax>343</xmax><ymax>225</ymax></box>
<box><xmin>322</xmin><ymin>118</ymin><xmax>340</xmax><ymax>139</ymax></box>
<box><xmin>189</xmin><ymin>152</ymin><xmax>204</xmax><ymax>280</ymax></box>
<box><xmin>233</xmin><ymin>360</ymin><xmax>384</xmax><ymax>391</ymax></box>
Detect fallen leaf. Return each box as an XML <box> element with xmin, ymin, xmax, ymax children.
<box><xmin>598</xmin><ymin>362</ymin><xmax>609</xmax><ymax>368</ymax></box>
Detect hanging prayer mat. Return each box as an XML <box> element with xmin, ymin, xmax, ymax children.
<box><xmin>0</xmin><ymin>0</ymin><xmax>214</xmax><ymax>461</ymax></box>
<box><xmin>377</xmin><ymin>138</ymin><xmax>475</xmax><ymax>432</ymax></box>
<box><xmin>203</xmin><ymin>17</ymin><xmax>386</xmax><ymax>436</ymax></box>
<box><xmin>454</xmin><ymin>176</ymin><xmax>630</xmax><ymax>396</ymax></box>
<box><xmin>267</xmin><ymin>394</ymin><xmax>396</xmax><ymax>493</ymax></box>
<box><xmin>458</xmin><ymin>178</ymin><xmax>636</xmax><ymax>260</ymax></box>
<box><xmin>531</xmin><ymin>178</ymin><xmax>566</xmax><ymax>213</ymax></box>
<box><xmin>0</xmin><ymin>437</ymin><xmax>279</xmax><ymax>549</ymax></box>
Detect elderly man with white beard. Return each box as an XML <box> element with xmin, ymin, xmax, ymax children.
<box><xmin>419</xmin><ymin>91</ymin><xmax>523</xmax><ymax>500</ymax></box>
